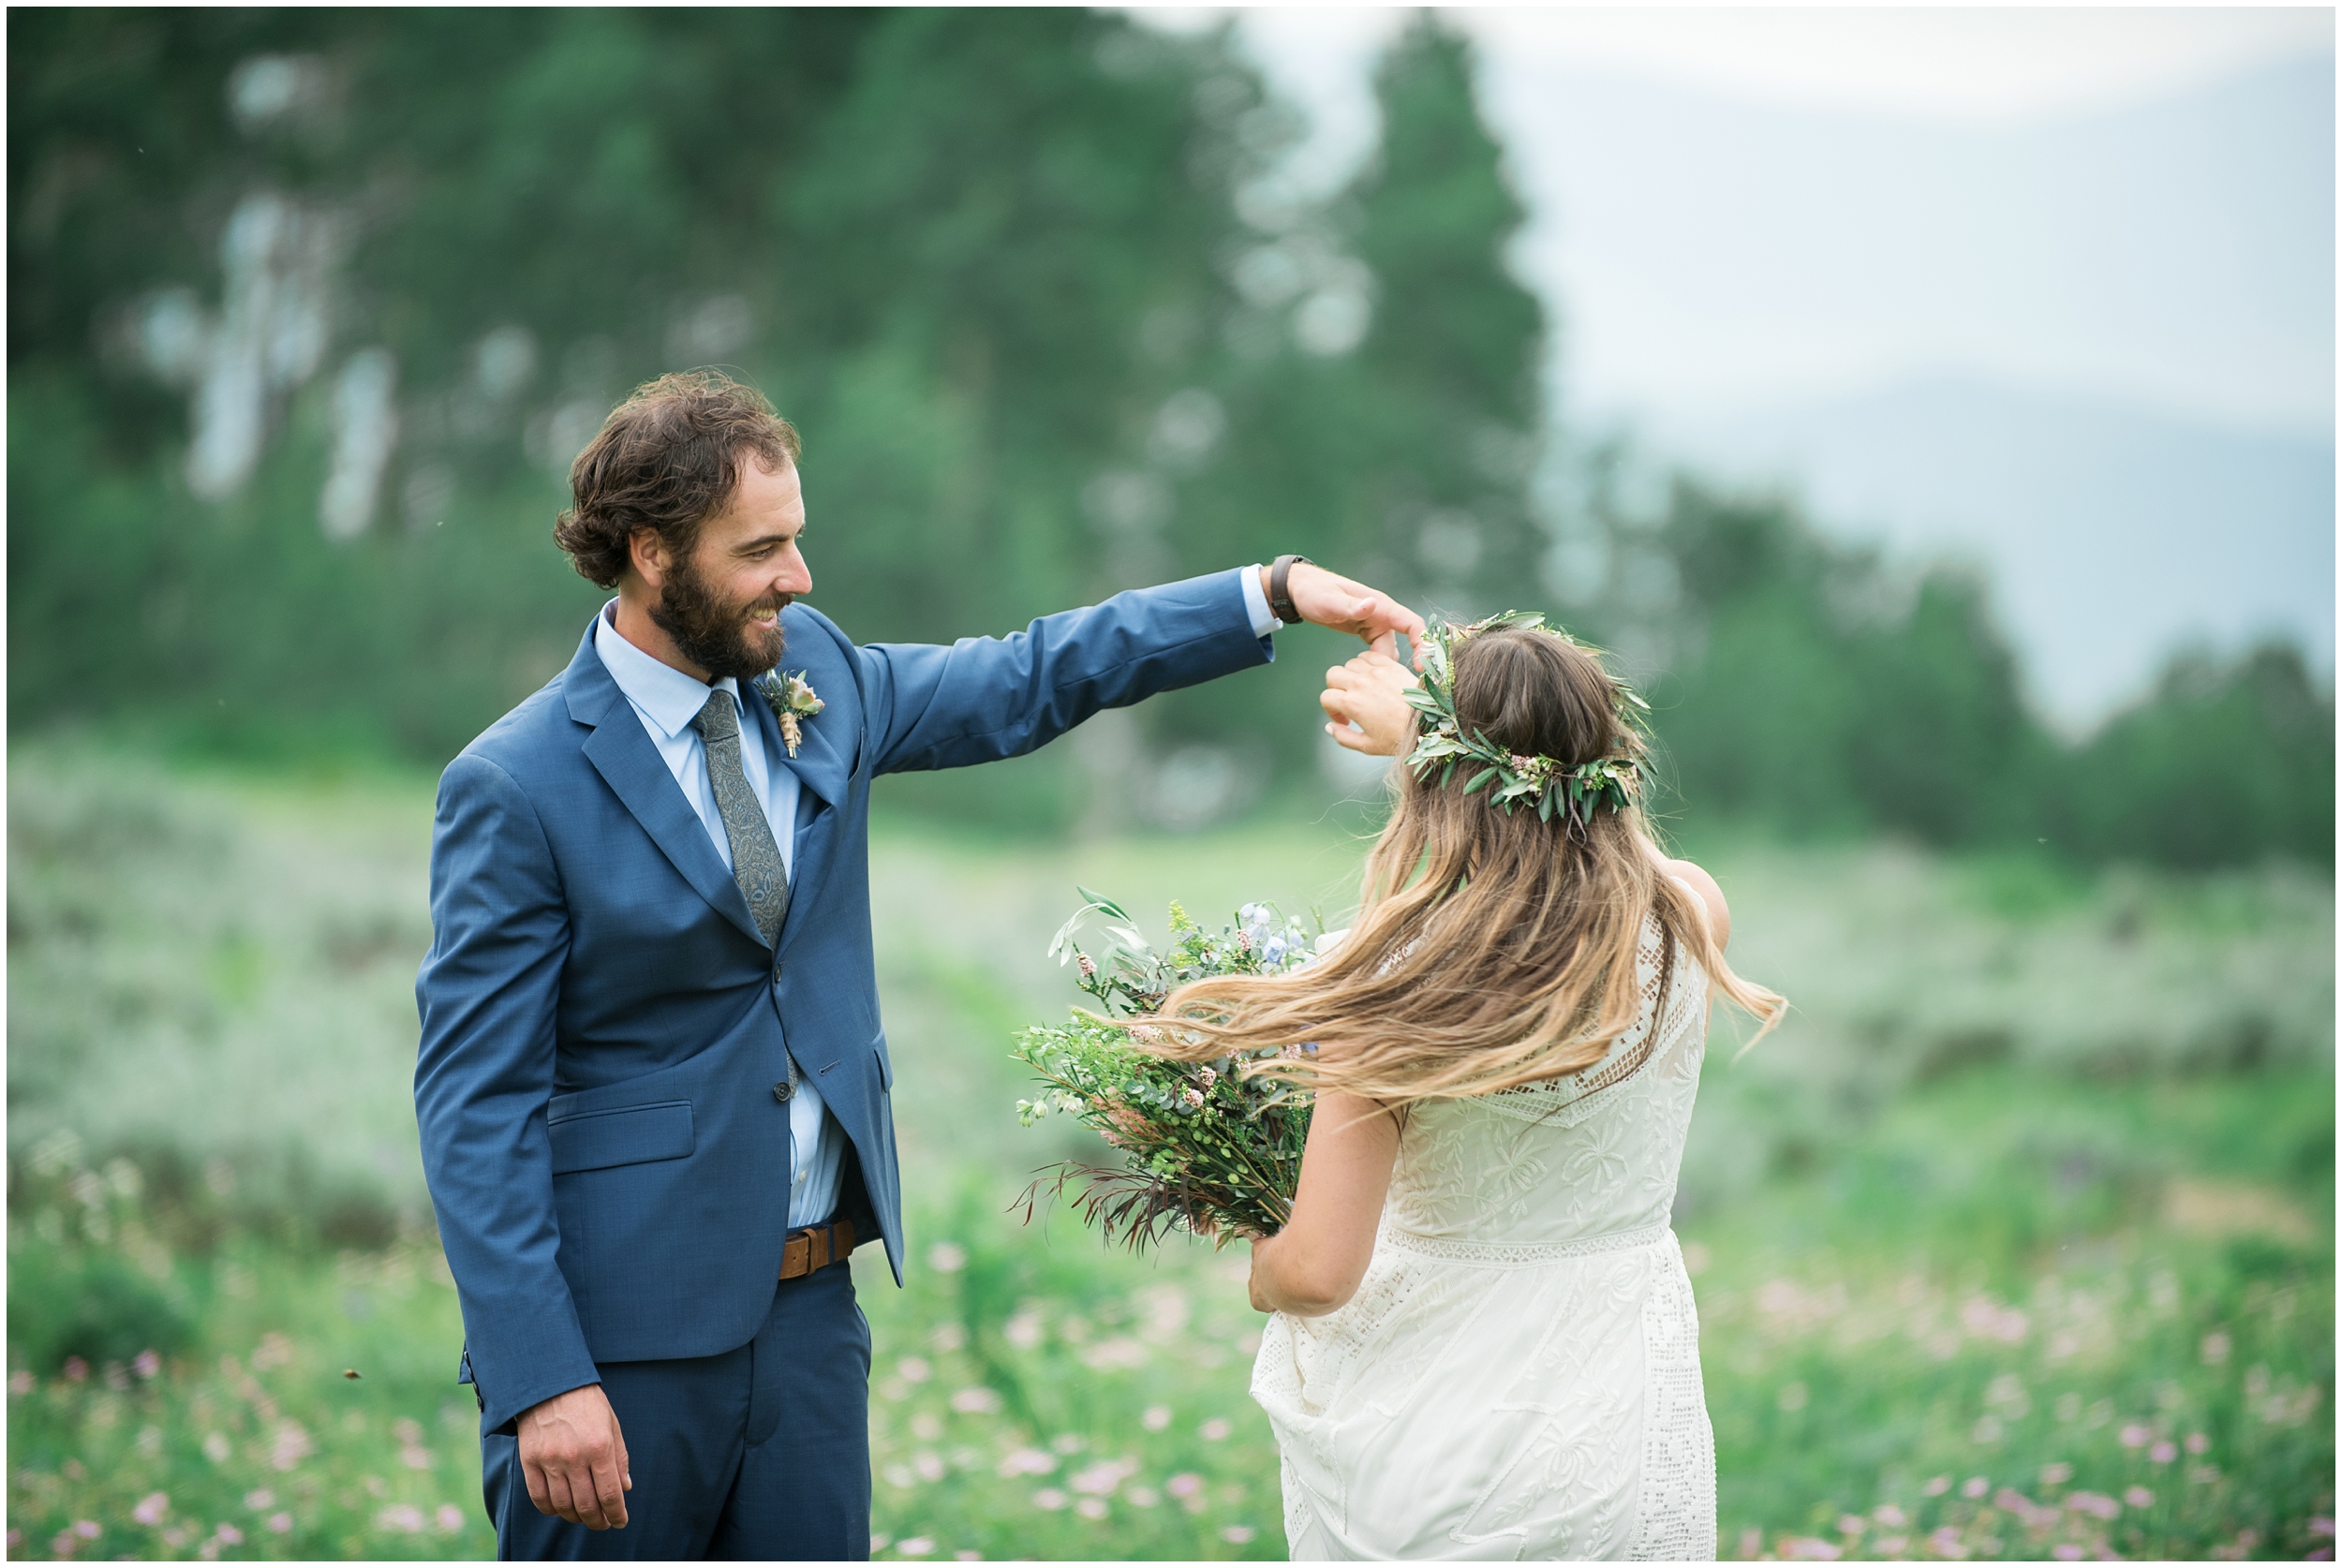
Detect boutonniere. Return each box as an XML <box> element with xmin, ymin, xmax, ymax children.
<box><xmin>753</xmin><ymin>671</ymin><xmax>824</xmax><ymax>759</ymax></box>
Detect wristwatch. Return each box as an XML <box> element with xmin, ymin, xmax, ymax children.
<box><xmin>1269</xmin><ymin>555</ymin><xmax>1312</xmax><ymax>626</ymax></box>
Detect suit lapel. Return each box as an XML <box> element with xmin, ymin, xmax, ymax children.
<box><xmin>565</xmin><ymin>624</ymin><xmax>769</xmax><ymax>950</ymax></box>
<box><xmin>747</xmin><ymin>669</ymin><xmax>848</xmax><ymax>813</ymax></box>
<box><xmin>743</xmin><ymin>670</ymin><xmax>847</xmax><ymax>955</ymax></box>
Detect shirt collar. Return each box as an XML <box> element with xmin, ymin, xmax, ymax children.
<box><xmin>594</xmin><ymin>599</ymin><xmax>742</xmax><ymax>742</ymax></box>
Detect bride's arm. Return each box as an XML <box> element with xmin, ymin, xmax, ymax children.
<box><xmin>1246</xmin><ymin>1092</ymin><xmax>1400</xmax><ymax>1317</ymax></box>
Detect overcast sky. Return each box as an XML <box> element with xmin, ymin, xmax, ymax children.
<box><xmin>1210</xmin><ymin>6</ymin><xmax>2335</xmax><ymax>432</ymax></box>
<box><xmin>1143</xmin><ymin>7</ymin><xmax>2335</xmax><ymax>721</ymax></box>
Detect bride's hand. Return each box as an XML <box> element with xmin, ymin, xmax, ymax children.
<box><xmin>1320</xmin><ymin>652</ymin><xmax>1419</xmax><ymax>757</ymax></box>
<box><xmin>1246</xmin><ymin>1233</ymin><xmax>1278</xmax><ymax>1315</ymax></box>
<box><xmin>1188</xmin><ymin>1213</ymin><xmax>1280</xmax><ymax>1309</ymax></box>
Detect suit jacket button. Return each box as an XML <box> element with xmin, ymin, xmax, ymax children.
<box><xmin>773</xmin><ymin>1080</ymin><xmax>793</xmax><ymax>1102</ymax></box>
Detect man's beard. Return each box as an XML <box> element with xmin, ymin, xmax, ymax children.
<box><xmin>648</xmin><ymin>553</ymin><xmax>786</xmax><ymax>680</ymax></box>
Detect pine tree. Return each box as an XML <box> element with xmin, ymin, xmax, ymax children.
<box><xmin>1157</xmin><ymin>16</ymin><xmax>1554</xmax><ymax>804</ymax></box>
<box><xmin>1344</xmin><ymin>17</ymin><xmax>1549</xmax><ymax>618</ymax></box>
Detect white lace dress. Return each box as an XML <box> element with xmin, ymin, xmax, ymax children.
<box><xmin>1253</xmin><ymin>921</ymin><xmax>1717</xmax><ymax>1561</ymax></box>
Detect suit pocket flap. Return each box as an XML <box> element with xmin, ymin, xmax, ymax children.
<box><xmin>548</xmin><ymin>1100</ymin><xmax>694</xmax><ymax>1175</ymax></box>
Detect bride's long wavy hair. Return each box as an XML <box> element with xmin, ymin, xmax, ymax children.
<box><xmin>1147</xmin><ymin>627</ymin><xmax>1785</xmax><ymax>1102</ymax></box>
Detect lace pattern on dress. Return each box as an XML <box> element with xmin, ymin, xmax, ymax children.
<box><xmin>1629</xmin><ymin>1238</ymin><xmax>1718</xmax><ymax>1561</ymax></box>
<box><xmin>1379</xmin><ymin>1220</ymin><xmax>1668</xmax><ymax>1269</ymax></box>
<box><xmin>1477</xmin><ymin>922</ymin><xmax>1706</xmax><ymax>1131</ymax></box>
<box><xmin>1258</xmin><ymin>911</ymin><xmax>1718</xmax><ymax>1562</ymax></box>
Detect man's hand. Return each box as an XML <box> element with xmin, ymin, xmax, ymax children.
<box><xmin>1320</xmin><ymin>651</ymin><xmax>1420</xmax><ymax>757</ymax></box>
<box><xmin>1262</xmin><ymin>562</ymin><xmax>1426</xmax><ymax>663</ymax></box>
<box><xmin>517</xmin><ymin>1383</ymin><xmax>631</xmax><ymax>1531</ymax></box>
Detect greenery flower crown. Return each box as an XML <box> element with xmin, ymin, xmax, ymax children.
<box><xmin>1401</xmin><ymin>610</ymin><xmax>1651</xmax><ymax>832</ymax></box>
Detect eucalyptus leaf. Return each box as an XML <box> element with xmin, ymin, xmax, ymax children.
<box><xmin>1075</xmin><ymin>886</ymin><xmax>1133</xmax><ymax>923</ymax></box>
<box><xmin>1045</xmin><ymin>905</ymin><xmax>1106</xmax><ymax>963</ymax></box>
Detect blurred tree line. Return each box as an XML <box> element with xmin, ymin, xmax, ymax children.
<box><xmin>8</xmin><ymin>9</ymin><xmax>2329</xmax><ymax>866</ymax></box>
<box><xmin>1544</xmin><ymin>456</ymin><xmax>2332</xmax><ymax>868</ymax></box>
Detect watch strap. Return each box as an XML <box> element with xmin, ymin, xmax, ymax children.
<box><xmin>1269</xmin><ymin>554</ymin><xmax>1312</xmax><ymax>626</ymax></box>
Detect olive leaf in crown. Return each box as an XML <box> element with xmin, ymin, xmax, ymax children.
<box><xmin>1401</xmin><ymin>610</ymin><xmax>1650</xmax><ymax>832</ymax></box>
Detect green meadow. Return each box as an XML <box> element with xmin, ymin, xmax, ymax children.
<box><xmin>7</xmin><ymin>740</ymin><xmax>2332</xmax><ymax>1561</ymax></box>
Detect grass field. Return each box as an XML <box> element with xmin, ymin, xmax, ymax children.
<box><xmin>7</xmin><ymin>739</ymin><xmax>2332</xmax><ymax>1560</ymax></box>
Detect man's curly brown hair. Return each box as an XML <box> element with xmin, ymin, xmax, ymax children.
<box><xmin>553</xmin><ymin>370</ymin><xmax>802</xmax><ymax>589</ymax></box>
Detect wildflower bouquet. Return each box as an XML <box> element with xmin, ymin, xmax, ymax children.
<box><xmin>1012</xmin><ymin>891</ymin><xmax>1321</xmax><ymax>1250</ymax></box>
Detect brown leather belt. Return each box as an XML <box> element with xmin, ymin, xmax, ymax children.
<box><xmin>779</xmin><ymin>1218</ymin><xmax>856</xmax><ymax>1280</ymax></box>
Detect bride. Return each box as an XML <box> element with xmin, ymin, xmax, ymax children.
<box><xmin>1153</xmin><ymin>614</ymin><xmax>1784</xmax><ymax>1561</ymax></box>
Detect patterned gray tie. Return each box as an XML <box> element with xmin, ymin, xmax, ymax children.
<box><xmin>692</xmin><ymin>690</ymin><xmax>791</xmax><ymax>946</ymax></box>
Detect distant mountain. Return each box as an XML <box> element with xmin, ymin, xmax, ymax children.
<box><xmin>1505</xmin><ymin>53</ymin><xmax>2335</xmax><ymax>436</ymax></box>
<box><xmin>1653</xmin><ymin>377</ymin><xmax>2335</xmax><ymax>730</ymax></box>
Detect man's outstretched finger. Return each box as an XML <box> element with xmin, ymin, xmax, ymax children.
<box><xmin>1284</xmin><ymin>563</ymin><xmax>1422</xmax><ymax>658</ymax></box>
<box><xmin>1356</xmin><ymin>591</ymin><xmax>1427</xmax><ymax>647</ymax></box>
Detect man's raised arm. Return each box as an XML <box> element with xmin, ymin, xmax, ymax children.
<box><xmin>854</xmin><ymin>563</ymin><xmax>1423</xmax><ymax>777</ymax></box>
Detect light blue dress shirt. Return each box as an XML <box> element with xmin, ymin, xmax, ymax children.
<box><xmin>1236</xmin><ymin>563</ymin><xmax>1278</xmax><ymax>641</ymax></box>
<box><xmin>593</xmin><ymin>603</ymin><xmax>844</xmax><ymax>1228</ymax></box>
<box><xmin>589</xmin><ymin>569</ymin><xmax>1278</xmax><ymax>1228</ymax></box>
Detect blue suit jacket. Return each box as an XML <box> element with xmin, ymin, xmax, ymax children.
<box><xmin>414</xmin><ymin>572</ymin><xmax>1269</xmax><ymax>1432</ymax></box>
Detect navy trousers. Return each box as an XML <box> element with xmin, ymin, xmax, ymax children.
<box><xmin>482</xmin><ymin>1260</ymin><xmax>871</xmax><ymax>1561</ymax></box>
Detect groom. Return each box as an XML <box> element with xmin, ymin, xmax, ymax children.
<box><xmin>414</xmin><ymin>370</ymin><xmax>1420</xmax><ymax>1560</ymax></box>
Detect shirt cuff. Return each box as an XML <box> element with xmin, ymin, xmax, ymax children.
<box><xmin>1238</xmin><ymin>564</ymin><xmax>1280</xmax><ymax>640</ymax></box>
